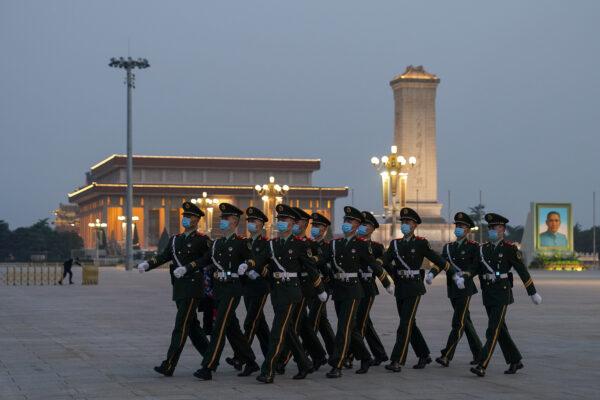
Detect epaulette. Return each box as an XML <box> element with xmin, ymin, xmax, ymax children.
<box><xmin>324</xmin><ymin>239</ymin><xmax>331</xmax><ymax>244</ymax></box>
<box><xmin>415</xmin><ymin>236</ymin><xmax>427</xmax><ymax>241</ymax></box>
<box><xmin>356</xmin><ymin>236</ymin><xmax>367</xmax><ymax>241</ymax></box>
<box><xmin>468</xmin><ymin>240</ymin><xmax>478</xmax><ymax>245</ymax></box>
<box><xmin>236</xmin><ymin>234</ymin><xmax>246</xmax><ymax>240</ymax></box>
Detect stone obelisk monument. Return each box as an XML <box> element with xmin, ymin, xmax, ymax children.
<box><xmin>390</xmin><ymin>65</ymin><xmax>444</xmax><ymax>224</ymax></box>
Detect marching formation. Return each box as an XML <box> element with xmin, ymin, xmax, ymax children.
<box><xmin>136</xmin><ymin>201</ymin><xmax>542</xmax><ymax>383</ymax></box>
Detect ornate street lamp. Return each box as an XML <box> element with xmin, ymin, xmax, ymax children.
<box><xmin>255</xmin><ymin>176</ymin><xmax>289</xmax><ymax>236</ymax></box>
<box><xmin>371</xmin><ymin>145</ymin><xmax>416</xmax><ymax>238</ymax></box>
<box><xmin>191</xmin><ymin>192</ymin><xmax>219</xmax><ymax>235</ymax></box>
<box><xmin>88</xmin><ymin>218</ymin><xmax>107</xmax><ymax>266</ymax></box>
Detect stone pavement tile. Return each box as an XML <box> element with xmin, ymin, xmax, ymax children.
<box><xmin>0</xmin><ymin>269</ymin><xmax>598</xmax><ymax>400</ymax></box>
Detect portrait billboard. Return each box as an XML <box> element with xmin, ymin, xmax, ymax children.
<box><xmin>534</xmin><ymin>203</ymin><xmax>573</xmax><ymax>252</ymax></box>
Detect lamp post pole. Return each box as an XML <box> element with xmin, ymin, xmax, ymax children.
<box><xmin>255</xmin><ymin>176</ymin><xmax>289</xmax><ymax>237</ymax></box>
<box><xmin>371</xmin><ymin>145</ymin><xmax>416</xmax><ymax>238</ymax></box>
<box><xmin>109</xmin><ymin>57</ymin><xmax>150</xmax><ymax>270</ymax></box>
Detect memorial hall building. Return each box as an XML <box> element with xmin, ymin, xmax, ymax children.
<box><xmin>68</xmin><ymin>154</ymin><xmax>348</xmax><ymax>250</ymax></box>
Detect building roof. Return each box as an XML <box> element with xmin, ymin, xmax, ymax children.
<box><xmin>390</xmin><ymin>65</ymin><xmax>440</xmax><ymax>85</ymax></box>
<box><xmin>90</xmin><ymin>154</ymin><xmax>321</xmax><ymax>180</ymax></box>
<box><xmin>68</xmin><ymin>182</ymin><xmax>348</xmax><ymax>204</ymax></box>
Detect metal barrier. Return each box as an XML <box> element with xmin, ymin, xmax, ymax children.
<box><xmin>0</xmin><ymin>263</ymin><xmax>98</xmax><ymax>286</ymax></box>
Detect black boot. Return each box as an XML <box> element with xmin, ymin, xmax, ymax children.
<box><xmin>238</xmin><ymin>361</ymin><xmax>259</xmax><ymax>377</ymax></box>
<box><xmin>193</xmin><ymin>367</ymin><xmax>212</xmax><ymax>380</ymax></box>
<box><xmin>356</xmin><ymin>358</ymin><xmax>372</xmax><ymax>374</ymax></box>
<box><xmin>413</xmin><ymin>356</ymin><xmax>432</xmax><ymax>369</ymax></box>
<box><xmin>385</xmin><ymin>361</ymin><xmax>402</xmax><ymax>372</ymax></box>
<box><xmin>153</xmin><ymin>363</ymin><xmax>173</xmax><ymax>377</ymax></box>
<box><xmin>343</xmin><ymin>357</ymin><xmax>353</xmax><ymax>369</ymax></box>
<box><xmin>256</xmin><ymin>374</ymin><xmax>274</xmax><ymax>383</ymax></box>
<box><xmin>293</xmin><ymin>368</ymin><xmax>310</xmax><ymax>380</ymax></box>
<box><xmin>274</xmin><ymin>362</ymin><xmax>285</xmax><ymax>375</ymax></box>
<box><xmin>226</xmin><ymin>357</ymin><xmax>243</xmax><ymax>371</ymax></box>
<box><xmin>372</xmin><ymin>356</ymin><xmax>388</xmax><ymax>366</ymax></box>
<box><xmin>435</xmin><ymin>356</ymin><xmax>449</xmax><ymax>367</ymax></box>
<box><xmin>311</xmin><ymin>357</ymin><xmax>328</xmax><ymax>372</ymax></box>
<box><xmin>326</xmin><ymin>367</ymin><xmax>342</xmax><ymax>378</ymax></box>
<box><xmin>504</xmin><ymin>361</ymin><xmax>524</xmax><ymax>374</ymax></box>
<box><xmin>470</xmin><ymin>359</ymin><xmax>479</xmax><ymax>365</ymax></box>
<box><xmin>470</xmin><ymin>364</ymin><xmax>486</xmax><ymax>377</ymax></box>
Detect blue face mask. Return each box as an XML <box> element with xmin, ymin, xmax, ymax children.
<box><xmin>181</xmin><ymin>216</ymin><xmax>192</xmax><ymax>229</ymax></box>
<box><xmin>247</xmin><ymin>222</ymin><xmax>258</xmax><ymax>233</ymax></box>
<box><xmin>276</xmin><ymin>221</ymin><xmax>289</xmax><ymax>233</ymax></box>
<box><xmin>310</xmin><ymin>227</ymin><xmax>321</xmax><ymax>238</ymax></box>
<box><xmin>454</xmin><ymin>227</ymin><xmax>465</xmax><ymax>238</ymax></box>
<box><xmin>292</xmin><ymin>224</ymin><xmax>301</xmax><ymax>236</ymax></box>
<box><xmin>488</xmin><ymin>229</ymin><xmax>499</xmax><ymax>241</ymax></box>
<box><xmin>341</xmin><ymin>222</ymin><xmax>353</xmax><ymax>234</ymax></box>
<box><xmin>357</xmin><ymin>225</ymin><xmax>368</xmax><ymax>236</ymax></box>
<box><xmin>401</xmin><ymin>223</ymin><xmax>412</xmax><ymax>235</ymax></box>
<box><xmin>219</xmin><ymin>219</ymin><xmax>230</xmax><ymax>231</ymax></box>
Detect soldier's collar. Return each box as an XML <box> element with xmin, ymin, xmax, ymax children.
<box><xmin>402</xmin><ymin>234</ymin><xmax>414</xmax><ymax>241</ymax></box>
<box><xmin>226</xmin><ymin>232</ymin><xmax>237</xmax><ymax>240</ymax></box>
<box><xmin>251</xmin><ymin>233</ymin><xmax>262</xmax><ymax>241</ymax></box>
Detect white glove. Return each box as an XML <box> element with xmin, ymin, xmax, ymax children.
<box><xmin>318</xmin><ymin>291</ymin><xmax>328</xmax><ymax>302</ymax></box>
<box><xmin>137</xmin><ymin>261</ymin><xmax>149</xmax><ymax>273</ymax></box>
<box><xmin>237</xmin><ymin>263</ymin><xmax>248</xmax><ymax>276</ymax></box>
<box><xmin>386</xmin><ymin>284</ymin><xmax>395</xmax><ymax>295</ymax></box>
<box><xmin>173</xmin><ymin>266</ymin><xmax>187</xmax><ymax>279</ymax></box>
<box><xmin>530</xmin><ymin>293</ymin><xmax>542</xmax><ymax>305</ymax></box>
<box><xmin>248</xmin><ymin>270</ymin><xmax>259</xmax><ymax>280</ymax></box>
<box><xmin>425</xmin><ymin>272</ymin><xmax>434</xmax><ymax>285</ymax></box>
<box><xmin>454</xmin><ymin>275</ymin><xmax>465</xmax><ymax>290</ymax></box>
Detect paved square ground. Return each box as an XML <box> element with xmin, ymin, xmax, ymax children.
<box><xmin>1</xmin><ymin>268</ymin><xmax>598</xmax><ymax>400</ymax></box>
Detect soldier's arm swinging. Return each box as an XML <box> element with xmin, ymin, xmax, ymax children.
<box><xmin>147</xmin><ymin>236</ymin><xmax>175</xmax><ymax>271</ymax></box>
<box><xmin>509</xmin><ymin>246</ymin><xmax>537</xmax><ymax>296</ymax></box>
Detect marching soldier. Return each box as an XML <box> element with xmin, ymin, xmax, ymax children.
<box><xmin>136</xmin><ymin>201</ymin><xmax>211</xmax><ymax>377</ymax></box>
<box><xmin>254</xmin><ymin>204</ymin><xmax>328</xmax><ymax>383</ymax></box>
<box><xmin>307</xmin><ymin>212</ymin><xmax>336</xmax><ymax>359</ymax></box>
<box><xmin>185</xmin><ymin>203</ymin><xmax>261</xmax><ymax>381</ymax></box>
<box><xmin>470</xmin><ymin>213</ymin><xmax>542</xmax><ymax>377</ymax></box>
<box><xmin>425</xmin><ymin>212</ymin><xmax>483</xmax><ymax>367</ymax></box>
<box><xmin>225</xmin><ymin>207</ymin><xmax>271</xmax><ymax>371</ymax></box>
<box><xmin>382</xmin><ymin>207</ymin><xmax>448</xmax><ymax>373</ymax></box>
<box><xmin>354</xmin><ymin>211</ymin><xmax>390</xmax><ymax>366</ymax></box>
<box><xmin>277</xmin><ymin>207</ymin><xmax>328</xmax><ymax>372</ymax></box>
<box><xmin>325</xmin><ymin>206</ymin><xmax>394</xmax><ymax>378</ymax></box>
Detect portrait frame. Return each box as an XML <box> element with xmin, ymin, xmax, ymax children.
<box><xmin>534</xmin><ymin>203</ymin><xmax>573</xmax><ymax>252</ymax></box>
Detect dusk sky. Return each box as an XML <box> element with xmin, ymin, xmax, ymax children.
<box><xmin>1</xmin><ymin>1</ymin><xmax>599</xmax><ymax>229</ymax></box>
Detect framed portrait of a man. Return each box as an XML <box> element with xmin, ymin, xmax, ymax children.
<box><xmin>534</xmin><ymin>203</ymin><xmax>573</xmax><ymax>252</ymax></box>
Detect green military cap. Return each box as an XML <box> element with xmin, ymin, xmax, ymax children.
<box><xmin>292</xmin><ymin>207</ymin><xmax>311</xmax><ymax>221</ymax></box>
<box><xmin>219</xmin><ymin>202</ymin><xmax>243</xmax><ymax>217</ymax></box>
<box><xmin>361</xmin><ymin>211</ymin><xmax>379</xmax><ymax>229</ymax></box>
<box><xmin>275</xmin><ymin>204</ymin><xmax>298</xmax><ymax>219</ymax></box>
<box><xmin>246</xmin><ymin>206</ymin><xmax>268</xmax><ymax>223</ymax></box>
<box><xmin>454</xmin><ymin>211</ymin><xmax>475</xmax><ymax>228</ymax></box>
<box><xmin>485</xmin><ymin>212</ymin><xmax>509</xmax><ymax>226</ymax></box>
<box><xmin>343</xmin><ymin>206</ymin><xmax>364</xmax><ymax>223</ymax></box>
<box><xmin>311</xmin><ymin>212</ymin><xmax>331</xmax><ymax>226</ymax></box>
<box><xmin>400</xmin><ymin>207</ymin><xmax>421</xmax><ymax>224</ymax></box>
<box><xmin>182</xmin><ymin>201</ymin><xmax>204</xmax><ymax>218</ymax></box>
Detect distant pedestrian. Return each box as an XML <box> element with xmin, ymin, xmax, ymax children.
<box><xmin>59</xmin><ymin>257</ymin><xmax>80</xmax><ymax>285</ymax></box>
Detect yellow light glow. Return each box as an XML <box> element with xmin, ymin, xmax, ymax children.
<box><xmin>391</xmin><ymin>145</ymin><xmax>397</xmax><ymax>154</ymax></box>
<box><xmin>269</xmin><ymin>176</ymin><xmax>275</xmax><ymax>183</ymax></box>
<box><xmin>371</xmin><ymin>157</ymin><xmax>379</xmax><ymax>165</ymax></box>
<box><xmin>381</xmin><ymin>156</ymin><xmax>389</xmax><ymax>164</ymax></box>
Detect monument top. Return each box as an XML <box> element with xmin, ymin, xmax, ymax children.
<box><xmin>390</xmin><ymin>65</ymin><xmax>440</xmax><ymax>85</ymax></box>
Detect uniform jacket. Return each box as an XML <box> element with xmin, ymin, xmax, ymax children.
<box><xmin>476</xmin><ymin>240</ymin><xmax>537</xmax><ymax>306</ymax></box>
<box><xmin>383</xmin><ymin>235</ymin><xmax>447</xmax><ymax>299</ymax></box>
<box><xmin>147</xmin><ymin>231</ymin><xmax>212</xmax><ymax>301</ymax></box>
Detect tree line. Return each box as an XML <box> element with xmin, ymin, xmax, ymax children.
<box><xmin>0</xmin><ymin>219</ymin><xmax>83</xmax><ymax>262</ymax></box>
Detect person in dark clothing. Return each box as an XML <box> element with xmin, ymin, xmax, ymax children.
<box><xmin>58</xmin><ymin>257</ymin><xmax>80</xmax><ymax>285</ymax></box>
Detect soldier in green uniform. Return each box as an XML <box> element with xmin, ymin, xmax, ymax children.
<box><xmin>425</xmin><ymin>212</ymin><xmax>482</xmax><ymax>367</ymax></box>
<box><xmin>325</xmin><ymin>206</ymin><xmax>393</xmax><ymax>378</ymax></box>
<box><xmin>225</xmin><ymin>207</ymin><xmax>271</xmax><ymax>371</ymax></box>
<box><xmin>470</xmin><ymin>213</ymin><xmax>542</xmax><ymax>377</ymax></box>
<box><xmin>254</xmin><ymin>204</ymin><xmax>328</xmax><ymax>383</ymax></box>
<box><xmin>354</xmin><ymin>211</ymin><xmax>391</xmax><ymax>366</ymax></box>
<box><xmin>277</xmin><ymin>207</ymin><xmax>328</xmax><ymax>373</ymax></box>
<box><xmin>136</xmin><ymin>201</ymin><xmax>212</xmax><ymax>377</ymax></box>
<box><xmin>307</xmin><ymin>212</ymin><xmax>336</xmax><ymax>359</ymax></box>
<box><xmin>383</xmin><ymin>207</ymin><xmax>448</xmax><ymax>373</ymax></box>
<box><xmin>184</xmin><ymin>203</ymin><xmax>261</xmax><ymax>381</ymax></box>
